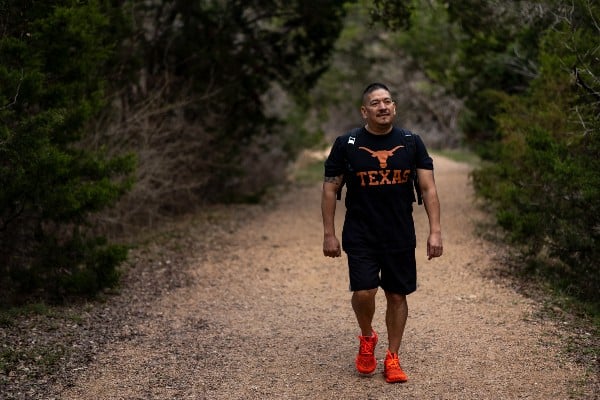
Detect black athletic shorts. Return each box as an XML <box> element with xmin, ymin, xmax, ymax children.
<box><xmin>346</xmin><ymin>248</ymin><xmax>417</xmax><ymax>295</ymax></box>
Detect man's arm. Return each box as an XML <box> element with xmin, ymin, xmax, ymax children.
<box><xmin>417</xmin><ymin>168</ymin><xmax>443</xmax><ymax>259</ymax></box>
<box><xmin>322</xmin><ymin>175</ymin><xmax>343</xmax><ymax>257</ymax></box>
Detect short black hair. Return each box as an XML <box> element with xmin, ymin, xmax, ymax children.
<box><xmin>363</xmin><ymin>82</ymin><xmax>390</xmax><ymax>95</ymax></box>
<box><xmin>362</xmin><ymin>82</ymin><xmax>391</xmax><ymax>103</ymax></box>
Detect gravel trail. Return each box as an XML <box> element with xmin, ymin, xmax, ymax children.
<box><xmin>50</xmin><ymin>155</ymin><xmax>595</xmax><ymax>400</ymax></box>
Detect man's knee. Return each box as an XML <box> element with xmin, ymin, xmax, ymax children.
<box><xmin>384</xmin><ymin>291</ymin><xmax>407</xmax><ymax>305</ymax></box>
<box><xmin>353</xmin><ymin>288</ymin><xmax>378</xmax><ymax>302</ymax></box>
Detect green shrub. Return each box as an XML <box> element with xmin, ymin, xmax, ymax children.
<box><xmin>0</xmin><ymin>1</ymin><xmax>134</xmax><ymax>302</ymax></box>
<box><xmin>472</xmin><ymin>3</ymin><xmax>599</xmax><ymax>305</ymax></box>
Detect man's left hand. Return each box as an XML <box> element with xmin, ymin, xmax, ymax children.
<box><xmin>427</xmin><ymin>232</ymin><xmax>443</xmax><ymax>260</ymax></box>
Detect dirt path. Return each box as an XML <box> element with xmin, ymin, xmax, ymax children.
<box><xmin>53</xmin><ymin>155</ymin><xmax>594</xmax><ymax>400</ymax></box>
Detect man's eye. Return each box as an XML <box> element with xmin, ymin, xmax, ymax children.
<box><xmin>370</xmin><ymin>99</ymin><xmax>393</xmax><ymax>107</ymax></box>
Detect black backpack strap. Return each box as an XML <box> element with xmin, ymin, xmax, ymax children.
<box><xmin>336</xmin><ymin>127</ymin><xmax>362</xmax><ymax>200</ymax></box>
<box><xmin>400</xmin><ymin>129</ymin><xmax>423</xmax><ymax>205</ymax></box>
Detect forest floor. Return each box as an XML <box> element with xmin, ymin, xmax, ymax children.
<box><xmin>1</xmin><ymin>154</ymin><xmax>598</xmax><ymax>399</ymax></box>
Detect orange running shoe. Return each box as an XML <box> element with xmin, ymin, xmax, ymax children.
<box><xmin>383</xmin><ymin>350</ymin><xmax>408</xmax><ymax>383</ymax></box>
<box><xmin>355</xmin><ymin>330</ymin><xmax>378</xmax><ymax>374</ymax></box>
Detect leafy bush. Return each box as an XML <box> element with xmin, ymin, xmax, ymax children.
<box><xmin>0</xmin><ymin>1</ymin><xmax>134</xmax><ymax>302</ymax></box>
<box><xmin>472</xmin><ymin>2</ymin><xmax>599</xmax><ymax>304</ymax></box>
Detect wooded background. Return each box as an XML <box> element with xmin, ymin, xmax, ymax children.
<box><xmin>1</xmin><ymin>0</ymin><xmax>598</xmax><ymax>310</ymax></box>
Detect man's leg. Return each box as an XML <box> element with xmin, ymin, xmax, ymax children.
<box><xmin>384</xmin><ymin>291</ymin><xmax>408</xmax><ymax>354</ymax></box>
<box><xmin>352</xmin><ymin>288</ymin><xmax>379</xmax><ymax>374</ymax></box>
<box><xmin>351</xmin><ymin>288</ymin><xmax>378</xmax><ymax>335</ymax></box>
<box><xmin>383</xmin><ymin>291</ymin><xmax>409</xmax><ymax>382</ymax></box>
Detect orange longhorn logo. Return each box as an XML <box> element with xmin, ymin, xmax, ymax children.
<box><xmin>358</xmin><ymin>145</ymin><xmax>404</xmax><ymax>168</ymax></box>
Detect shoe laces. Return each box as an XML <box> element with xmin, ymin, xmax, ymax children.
<box><xmin>385</xmin><ymin>354</ymin><xmax>400</xmax><ymax>369</ymax></box>
<box><xmin>359</xmin><ymin>337</ymin><xmax>374</xmax><ymax>355</ymax></box>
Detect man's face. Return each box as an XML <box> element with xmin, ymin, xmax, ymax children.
<box><xmin>360</xmin><ymin>88</ymin><xmax>396</xmax><ymax>128</ymax></box>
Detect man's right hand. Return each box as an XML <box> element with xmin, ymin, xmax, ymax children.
<box><xmin>323</xmin><ymin>234</ymin><xmax>341</xmax><ymax>257</ymax></box>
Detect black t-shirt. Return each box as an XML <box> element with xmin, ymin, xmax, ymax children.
<box><xmin>324</xmin><ymin>126</ymin><xmax>434</xmax><ymax>251</ymax></box>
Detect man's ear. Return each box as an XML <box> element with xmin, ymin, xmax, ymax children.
<box><xmin>360</xmin><ymin>106</ymin><xmax>367</xmax><ymax>119</ymax></box>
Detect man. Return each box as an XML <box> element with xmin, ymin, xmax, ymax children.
<box><xmin>321</xmin><ymin>82</ymin><xmax>443</xmax><ymax>383</ymax></box>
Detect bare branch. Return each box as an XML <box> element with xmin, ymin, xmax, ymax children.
<box><xmin>0</xmin><ymin>69</ymin><xmax>24</xmax><ymax>111</ymax></box>
<box><xmin>573</xmin><ymin>106</ymin><xmax>592</xmax><ymax>136</ymax></box>
<box><xmin>574</xmin><ymin>67</ymin><xmax>600</xmax><ymax>102</ymax></box>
